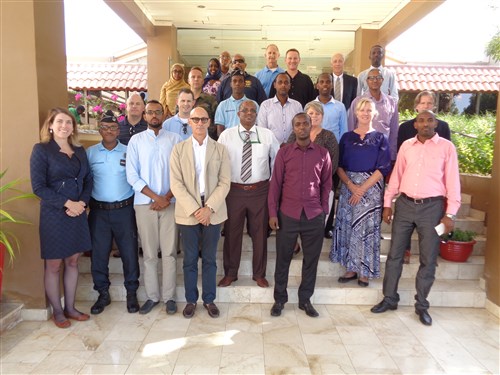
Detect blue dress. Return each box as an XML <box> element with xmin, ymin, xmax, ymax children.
<box><xmin>329</xmin><ymin>131</ymin><xmax>391</xmax><ymax>279</ymax></box>
<box><xmin>30</xmin><ymin>140</ymin><xmax>92</xmax><ymax>259</ymax></box>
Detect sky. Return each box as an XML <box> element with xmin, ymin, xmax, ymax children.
<box><xmin>64</xmin><ymin>0</ymin><xmax>499</xmax><ymax>64</ymax></box>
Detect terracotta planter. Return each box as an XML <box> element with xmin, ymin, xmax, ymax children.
<box><xmin>439</xmin><ymin>240</ymin><xmax>476</xmax><ymax>262</ymax></box>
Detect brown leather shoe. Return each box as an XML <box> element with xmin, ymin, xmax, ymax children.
<box><xmin>252</xmin><ymin>277</ymin><xmax>269</xmax><ymax>288</ymax></box>
<box><xmin>203</xmin><ymin>303</ymin><xmax>220</xmax><ymax>318</ymax></box>
<box><xmin>218</xmin><ymin>276</ymin><xmax>238</xmax><ymax>287</ymax></box>
<box><xmin>183</xmin><ymin>303</ymin><xmax>197</xmax><ymax>319</ymax></box>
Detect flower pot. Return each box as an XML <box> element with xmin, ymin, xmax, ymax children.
<box><xmin>439</xmin><ymin>240</ymin><xmax>476</xmax><ymax>262</ymax></box>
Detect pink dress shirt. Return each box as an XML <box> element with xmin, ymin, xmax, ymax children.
<box><xmin>384</xmin><ymin>134</ymin><xmax>461</xmax><ymax>215</ymax></box>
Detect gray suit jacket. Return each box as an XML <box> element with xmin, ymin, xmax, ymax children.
<box><xmin>170</xmin><ymin>136</ymin><xmax>231</xmax><ymax>225</ymax></box>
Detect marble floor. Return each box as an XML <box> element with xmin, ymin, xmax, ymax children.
<box><xmin>1</xmin><ymin>302</ymin><xmax>498</xmax><ymax>375</ymax></box>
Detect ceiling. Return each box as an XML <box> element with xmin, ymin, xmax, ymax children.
<box><xmin>130</xmin><ymin>0</ymin><xmax>411</xmax><ymax>74</ymax></box>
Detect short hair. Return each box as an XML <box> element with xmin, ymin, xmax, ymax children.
<box><xmin>367</xmin><ymin>68</ymin><xmax>381</xmax><ymax>77</ymax></box>
<box><xmin>189</xmin><ymin>66</ymin><xmax>203</xmax><ymax>75</ymax></box>
<box><xmin>304</xmin><ymin>101</ymin><xmax>324</xmax><ymax>116</ymax></box>
<box><xmin>355</xmin><ymin>97</ymin><xmax>378</xmax><ymax>118</ymax></box>
<box><xmin>416</xmin><ymin>109</ymin><xmax>436</xmax><ymax>119</ymax></box>
<box><xmin>370</xmin><ymin>45</ymin><xmax>384</xmax><ymax>54</ymax></box>
<box><xmin>146</xmin><ymin>99</ymin><xmax>163</xmax><ymax>112</ymax></box>
<box><xmin>76</xmin><ymin>105</ymin><xmax>85</xmax><ymax>113</ymax></box>
<box><xmin>316</xmin><ymin>72</ymin><xmax>332</xmax><ymax>83</ymax></box>
<box><xmin>178</xmin><ymin>88</ymin><xmax>194</xmax><ymax>100</ymax></box>
<box><xmin>414</xmin><ymin>91</ymin><xmax>436</xmax><ymax>109</ymax></box>
<box><xmin>127</xmin><ymin>92</ymin><xmax>144</xmax><ymax>105</ymax></box>
<box><xmin>266</xmin><ymin>44</ymin><xmax>279</xmax><ymax>52</ymax></box>
<box><xmin>40</xmin><ymin>107</ymin><xmax>80</xmax><ymax>146</ymax></box>
<box><xmin>286</xmin><ymin>48</ymin><xmax>300</xmax><ymax>57</ymax></box>
<box><xmin>231</xmin><ymin>69</ymin><xmax>245</xmax><ymax>78</ymax></box>
<box><xmin>292</xmin><ymin>112</ymin><xmax>311</xmax><ymax>127</ymax></box>
<box><xmin>238</xmin><ymin>100</ymin><xmax>257</xmax><ymax>112</ymax></box>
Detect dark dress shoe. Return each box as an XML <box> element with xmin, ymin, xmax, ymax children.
<box><xmin>338</xmin><ymin>273</ymin><xmax>357</xmax><ymax>283</ymax></box>
<box><xmin>299</xmin><ymin>302</ymin><xmax>319</xmax><ymax>317</ymax></box>
<box><xmin>371</xmin><ymin>300</ymin><xmax>398</xmax><ymax>314</ymax></box>
<box><xmin>324</xmin><ymin>230</ymin><xmax>333</xmax><ymax>239</ymax></box>
<box><xmin>416</xmin><ymin>309</ymin><xmax>432</xmax><ymax>326</ymax></box>
<box><xmin>293</xmin><ymin>243</ymin><xmax>301</xmax><ymax>255</ymax></box>
<box><xmin>203</xmin><ymin>303</ymin><xmax>220</xmax><ymax>318</ymax></box>
<box><xmin>91</xmin><ymin>291</ymin><xmax>111</xmax><ymax>315</ymax></box>
<box><xmin>218</xmin><ymin>276</ymin><xmax>238</xmax><ymax>287</ymax></box>
<box><xmin>357</xmin><ymin>279</ymin><xmax>369</xmax><ymax>287</ymax></box>
<box><xmin>270</xmin><ymin>302</ymin><xmax>285</xmax><ymax>317</ymax></box>
<box><xmin>183</xmin><ymin>303</ymin><xmax>197</xmax><ymax>318</ymax></box>
<box><xmin>252</xmin><ymin>277</ymin><xmax>269</xmax><ymax>288</ymax></box>
<box><xmin>126</xmin><ymin>293</ymin><xmax>139</xmax><ymax>313</ymax></box>
<box><xmin>139</xmin><ymin>300</ymin><xmax>159</xmax><ymax>315</ymax></box>
<box><xmin>166</xmin><ymin>300</ymin><xmax>177</xmax><ymax>315</ymax></box>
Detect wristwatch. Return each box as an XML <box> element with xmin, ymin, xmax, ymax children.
<box><xmin>445</xmin><ymin>213</ymin><xmax>456</xmax><ymax>221</ymax></box>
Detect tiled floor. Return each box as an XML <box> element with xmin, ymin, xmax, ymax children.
<box><xmin>1</xmin><ymin>302</ymin><xmax>498</xmax><ymax>374</ymax></box>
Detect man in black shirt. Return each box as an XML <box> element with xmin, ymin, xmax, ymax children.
<box><xmin>118</xmin><ymin>93</ymin><xmax>148</xmax><ymax>145</ymax></box>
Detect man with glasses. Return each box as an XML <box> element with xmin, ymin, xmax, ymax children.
<box><xmin>215</xmin><ymin>69</ymin><xmax>259</xmax><ymax>137</ymax></box>
<box><xmin>219</xmin><ymin>51</ymin><xmax>231</xmax><ymax>82</ymax></box>
<box><xmin>218</xmin><ymin>100</ymin><xmax>280</xmax><ymax>288</ymax></box>
<box><xmin>216</xmin><ymin>53</ymin><xmax>266</xmax><ymax>105</ymax></box>
<box><xmin>126</xmin><ymin>100</ymin><xmax>182</xmax><ymax>315</ymax></box>
<box><xmin>87</xmin><ymin>114</ymin><xmax>140</xmax><ymax>315</ymax></box>
<box><xmin>357</xmin><ymin>45</ymin><xmax>399</xmax><ymax>100</ymax></box>
<box><xmin>162</xmin><ymin>88</ymin><xmax>194</xmax><ymax>140</ymax></box>
<box><xmin>348</xmin><ymin>68</ymin><xmax>399</xmax><ymax>161</ymax></box>
<box><xmin>170</xmin><ymin>106</ymin><xmax>231</xmax><ymax>319</ymax></box>
<box><xmin>118</xmin><ymin>92</ymin><xmax>147</xmax><ymax>145</ymax></box>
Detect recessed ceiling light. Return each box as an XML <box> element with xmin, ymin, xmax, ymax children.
<box><xmin>314</xmin><ymin>38</ymin><xmax>320</xmax><ymax>41</ymax></box>
<box><xmin>332</xmin><ymin>7</ymin><xmax>340</xmax><ymax>11</ymax></box>
<box><xmin>210</xmin><ymin>36</ymin><xmax>216</xmax><ymax>39</ymax></box>
<box><xmin>262</xmin><ymin>37</ymin><xmax>268</xmax><ymax>40</ymax></box>
<box><xmin>261</xmin><ymin>5</ymin><xmax>274</xmax><ymax>11</ymax></box>
<box><xmin>197</xmin><ymin>5</ymin><xmax>206</xmax><ymax>8</ymax></box>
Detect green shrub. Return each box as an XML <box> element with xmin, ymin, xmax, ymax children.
<box><xmin>441</xmin><ymin>228</ymin><xmax>477</xmax><ymax>242</ymax></box>
<box><xmin>398</xmin><ymin>111</ymin><xmax>496</xmax><ymax>176</ymax></box>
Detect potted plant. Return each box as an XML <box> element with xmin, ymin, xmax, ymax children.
<box><xmin>440</xmin><ymin>228</ymin><xmax>477</xmax><ymax>262</ymax></box>
<box><xmin>0</xmin><ymin>169</ymin><xmax>37</xmax><ymax>297</ymax></box>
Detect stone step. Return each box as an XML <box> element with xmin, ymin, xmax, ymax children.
<box><xmin>75</xmin><ymin>274</ymin><xmax>485</xmax><ymax>309</ymax></box>
<box><xmin>381</xmin><ymin>214</ymin><xmax>486</xmax><ymax>235</ymax></box>
<box><xmin>0</xmin><ymin>303</ymin><xmax>23</xmax><ymax>334</ymax></box>
<box><xmin>78</xmin><ymin>252</ymin><xmax>484</xmax><ymax>280</ymax></box>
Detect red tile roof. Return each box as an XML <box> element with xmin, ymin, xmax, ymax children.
<box><xmin>387</xmin><ymin>64</ymin><xmax>500</xmax><ymax>93</ymax></box>
<box><xmin>67</xmin><ymin>63</ymin><xmax>147</xmax><ymax>91</ymax></box>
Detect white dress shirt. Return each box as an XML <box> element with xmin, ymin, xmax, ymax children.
<box><xmin>218</xmin><ymin>124</ymin><xmax>280</xmax><ymax>184</ymax></box>
<box><xmin>192</xmin><ymin>135</ymin><xmax>208</xmax><ymax>195</ymax></box>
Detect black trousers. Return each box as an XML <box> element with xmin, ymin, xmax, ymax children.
<box><xmin>273</xmin><ymin>210</ymin><xmax>325</xmax><ymax>304</ymax></box>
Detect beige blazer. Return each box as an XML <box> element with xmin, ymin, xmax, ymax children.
<box><xmin>170</xmin><ymin>136</ymin><xmax>231</xmax><ymax>225</ymax></box>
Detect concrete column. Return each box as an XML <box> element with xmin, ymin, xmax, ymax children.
<box><xmin>1</xmin><ymin>0</ymin><xmax>68</xmax><ymax>308</ymax></box>
<box><xmin>352</xmin><ymin>29</ymin><xmax>379</xmax><ymax>76</ymax></box>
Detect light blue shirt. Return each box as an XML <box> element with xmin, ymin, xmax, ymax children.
<box><xmin>255</xmin><ymin>66</ymin><xmax>285</xmax><ymax>97</ymax></box>
<box><xmin>314</xmin><ymin>96</ymin><xmax>348</xmax><ymax>142</ymax></box>
<box><xmin>256</xmin><ymin>96</ymin><xmax>303</xmax><ymax>144</ymax></box>
<box><xmin>162</xmin><ymin>114</ymin><xmax>192</xmax><ymax>140</ymax></box>
<box><xmin>357</xmin><ymin>66</ymin><xmax>399</xmax><ymax>101</ymax></box>
<box><xmin>86</xmin><ymin>141</ymin><xmax>133</xmax><ymax>202</ymax></box>
<box><xmin>126</xmin><ymin>128</ymin><xmax>182</xmax><ymax>205</ymax></box>
<box><xmin>215</xmin><ymin>95</ymin><xmax>259</xmax><ymax>130</ymax></box>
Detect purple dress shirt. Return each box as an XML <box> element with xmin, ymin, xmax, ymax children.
<box><xmin>268</xmin><ymin>142</ymin><xmax>332</xmax><ymax>220</ymax></box>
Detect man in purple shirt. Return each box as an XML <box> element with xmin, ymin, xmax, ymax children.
<box><xmin>268</xmin><ymin>112</ymin><xmax>332</xmax><ymax>318</ymax></box>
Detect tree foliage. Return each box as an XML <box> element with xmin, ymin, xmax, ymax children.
<box><xmin>485</xmin><ymin>30</ymin><xmax>500</xmax><ymax>62</ymax></box>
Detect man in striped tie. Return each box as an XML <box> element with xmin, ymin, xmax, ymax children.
<box><xmin>218</xmin><ymin>100</ymin><xmax>280</xmax><ymax>288</ymax></box>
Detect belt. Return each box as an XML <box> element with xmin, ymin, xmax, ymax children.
<box><xmin>400</xmin><ymin>193</ymin><xmax>444</xmax><ymax>205</ymax></box>
<box><xmin>231</xmin><ymin>180</ymin><xmax>268</xmax><ymax>191</ymax></box>
<box><xmin>90</xmin><ymin>196</ymin><xmax>134</xmax><ymax>210</ymax></box>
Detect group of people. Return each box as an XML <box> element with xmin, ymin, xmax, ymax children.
<box><xmin>30</xmin><ymin>43</ymin><xmax>461</xmax><ymax>328</ymax></box>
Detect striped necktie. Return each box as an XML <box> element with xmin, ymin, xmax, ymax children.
<box><xmin>334</xmin><ymin>76</ymin><xmax>341</xmax><ymax>101</ymax></box>
<box><xmin>240</xmin><ymin>131</ymin><xmax>252</xmax><ymax>182</ymax></box>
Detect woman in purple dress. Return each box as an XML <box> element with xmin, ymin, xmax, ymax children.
<box><xmin>329</xmin><ymin>98</ymin><xmax>391</xmax><ymax>287</ymax></box>
<box><xmin>30</xmin><ymin>108</ymin><xmax>92</xmax><ymax>328</ymax></box>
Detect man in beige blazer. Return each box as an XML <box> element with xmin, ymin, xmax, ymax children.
<box><xmin>170</xmin><ymin>106</ymin><xmax>231</xmax><ymax>319</ymax></box>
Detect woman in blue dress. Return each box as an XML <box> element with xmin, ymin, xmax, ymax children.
<box><xmin>329</xmin><ymin>98</ymin><xmax>391</xmax><ymax>287</ymax></box>
<box><xmin>30</xmin><ymin>107</ymin><xmax>92</xmax><ymax>328</ymax></box>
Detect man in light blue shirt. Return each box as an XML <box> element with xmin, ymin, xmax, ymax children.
<box><xmin>315</xmin><ymin>72</ymin><xmax>347</xmax><ymax>143</ymax></box>
<box><xmin>255</xmin><ymin>44</ymin><xmax>285</xmax><ymax>97</ymax></box>
<box><xmin>126</xmin><ymin>100</ymin><xmax>182</xmax><ymax>315</ymax></box>
<box><xmin>257</xmin><ymin>72</ymin><xmax>303</xmax><ymax>144</ymax></box>
<box><xmin>87</xmin><ymin>114</ymin><xmax>140</xmax><ymax>315</ymax></box>
<box><xmin>215</xmin><ymin>69</ymin><xmax>258</xmax><ymax>137</ymax></box>
<box><xmin>162</xmin><ymin>88</ymin><xmax>194</xmax><ymax>140</ymax></box>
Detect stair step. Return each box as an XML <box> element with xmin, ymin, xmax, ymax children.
<box><xmin>76</xmin><ymin>275</ymin><xmax>485</xmax><ymax>308</ymax></box>
<box><xmin>0</xmin><ymin>303</ymin><xmax>23</xmax><ymax>333</ymax></box>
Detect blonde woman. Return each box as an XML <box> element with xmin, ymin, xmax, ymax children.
<box><xmin>30</xmin><ymin>107</ymin><xmax>92</xmax><ymax>328</ymax></box>
<box><xmin>329</xmin><ymin>98</ymin><xmax>391</xmax><ymax>286</ymax></box>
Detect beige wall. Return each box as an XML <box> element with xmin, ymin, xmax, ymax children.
<box><xmin>1</xmin><ymin>0</ymin><xmax>68</xmax><ymax>307</ymax></box>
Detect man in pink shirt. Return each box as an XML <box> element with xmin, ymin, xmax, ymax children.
<box><xmin>371</xmin><ymin>110</ymin><xmax>461</xmax><ymax>326</ymax></box>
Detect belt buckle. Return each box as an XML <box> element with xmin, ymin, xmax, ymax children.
<box><xmin>243</xmin><ymin>185</ymin><xmax>252</xmax><ymax>191</ymax></box>
<box><xmin>414</xmin><ymin>198</ymin><xmax>424</xmax><ymax>204</ymax></box>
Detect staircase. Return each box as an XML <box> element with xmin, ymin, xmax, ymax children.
<box><xmin>76</xmin><ymin>193</ymin><xmax>487</xmax><ymax>308</ymax></box>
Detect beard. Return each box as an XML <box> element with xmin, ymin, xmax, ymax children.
<box><xmin>149</xmin><ymin>122</ymin><xmax>161</xmax><ymax>129</ymax></box>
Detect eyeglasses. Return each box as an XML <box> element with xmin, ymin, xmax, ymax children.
<box><xmin>240</xmin><ymin>108</ymin><xmax>257</xmax><ymax>114</ymax></box>
<box><xmin>190</xmin><ymin>117</ymin><xmax>209</xmax><ymax>124</ymax></box>
<box><xmin>232</xmin><ymin>59</ymin><xmax>245</xmax><ymax>64</ymax></box>
<box><xmin>182</xmin><ymin>123</ymin><xmax>188</xmax><ymax>134</ymax></box>
<box><xmin>145</xmin><ymin>110</ymin><xmax>163</xmax><ymax>116</ymax></box>
<box><xmin>99</xmin><ymin>125</ymin><xmax>119</xmax><ymax>131</ymax></box>
<box><xmin>367</xmin><ymin>76</ymin><xmax>383</xmax><ymax>81</ymax></box>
